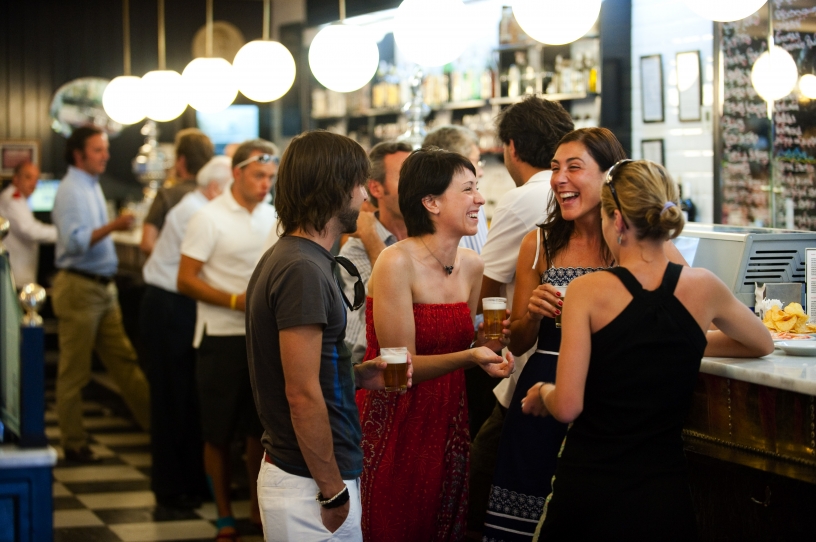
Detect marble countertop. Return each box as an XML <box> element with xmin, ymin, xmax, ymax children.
<box><xmin>0</xmin><ymin>445</ymin><xmax>57</xmax><ymax>468</ymax></box>
<box><xmin>702</xmin><ymin>349</ymin><xmax>816</xmax><ymax>395</ymax></box>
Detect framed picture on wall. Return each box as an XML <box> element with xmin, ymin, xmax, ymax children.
<box><xmin>640</xmin><ymin>54</ymin><xmax>664</xmax><ymax>123</ymax></box>
<box><xmin>642</xmin><ymin>138</ymin><xmax>665</xmax><ymax>166</ymax></box>
<box><xmin>0</xmin><ymin>140</ymin><xmax>39</xmax><ymax>178</ymax></box>
<box><xmin>677</xmin><ymin>51</ymin><xmax>702</xmax><ymax>122</ymax></box>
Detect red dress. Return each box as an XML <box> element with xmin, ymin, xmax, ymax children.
<box><xmin>357</xmin><ymin>299</ymin><xmax>474</xmax><ymax>542</ymax></box>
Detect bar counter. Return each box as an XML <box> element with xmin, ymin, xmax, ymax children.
<box><xmin>685</xmin><ymin>349</ymin><xmax>816</xmax><ymax>538</ymax></box>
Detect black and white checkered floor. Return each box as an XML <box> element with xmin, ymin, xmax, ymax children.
<box><xmin>46</xmin><ymin>379</ymin><xmax>263</xmax><ymax>542</ymax></box>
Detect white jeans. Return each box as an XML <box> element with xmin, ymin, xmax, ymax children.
<box><xmin>258</xmin><ymin>459</ymin><xmax>362</xmax><ymax>542</ymax></box>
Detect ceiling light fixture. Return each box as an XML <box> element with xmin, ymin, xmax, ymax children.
<box><xmin>233</xmin><ymin>0</ymin><xmax>296</xmax><ymax>102</ymax></box>
<box><xmin>308</xmin><ymin>0</ymin><xmax>379</xmax><ymax>92</ymax></box>
<box><xmin>102</xmin><ymin>0</ymin><xmax>145</xmax><ymax>125</ymax></box>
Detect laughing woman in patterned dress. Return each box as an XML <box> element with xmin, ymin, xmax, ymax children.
<box><xmin>357</xmin><ymin>148</ymin><xmax>514</xmax><ymax>542</ymax></box>
<box><xmin>482</xmin><ymin>128</ymin><xmax>687</xmax><ymax>542</ymax></box>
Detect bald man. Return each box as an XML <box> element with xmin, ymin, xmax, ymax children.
<box><xmin>0</xmin><ymin>161</ymin><xmax>57</xmax><ymax>288</ymax></box>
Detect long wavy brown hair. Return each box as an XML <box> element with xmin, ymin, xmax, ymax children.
<box><xmin>538</xmin><ymin>127</ymin><xmax>626</xmax><ymax>267</ymax></box>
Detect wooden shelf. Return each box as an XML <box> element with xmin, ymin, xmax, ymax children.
<box><xmin>493</xmin><ymin>35</ymin><xmax>600</xmax><ymax>52</ymax></box>
<box><xmin>489</xmin><ymin>92</ymin><xmax>596</xmax><ymax>105</ymax></box>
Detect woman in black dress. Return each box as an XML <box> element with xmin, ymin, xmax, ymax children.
<box><xmin>522</xmin><ymin>160</ymin><xmax>774</xmax><ymax>540</ymax></box>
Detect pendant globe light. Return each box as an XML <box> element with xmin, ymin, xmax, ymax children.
<box><xmin>682</xmin><ymin>0</ymin><xmax>766</xmax><ymax>22</ymax></box>
<box><xmin>751</xmin><ymin>45</ymin><xmax>798</xmax><ymax>102</ymax></box>
<box><xmin>308</xmin><ymin>0</ymin><xmax>379</xmax><ymax>93</ymax></box>
<box><xmin>181</xmin><ymin>0</ymin><xmax>237</xmax><ymax>112</ymax></box>
<box><xmin>394</xmin><ymin>0</ymin><xmax>470</xmax><ymax>67</ymax></box>
<box><xmin>233</xmin><ymin>0</ymin><xmax>296</xmax><ymax>102</ymax></box>
<box><xmin>799</xmin><ymin>74</ymin><xmax>816</xmax><ymax>100</ymax></box>
<box><xmin>102</xmin><ymin>0</ymin><xmax>145</xmax><ymax>125</ymax></box>
<box><xmin>512</xmin><ymin>0</ymin><xmax>601</xmax><ymax>46</ymax></box>
<box><xmin>142</xmin><ymin>0</ymin><xmax>187</xmax><ymax>122</ymax></box>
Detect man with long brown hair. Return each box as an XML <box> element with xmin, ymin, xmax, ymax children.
<box><xmin>246</xmin><ymin>130</ymin><xmax>397</xmax><ymax>541</ymax></box>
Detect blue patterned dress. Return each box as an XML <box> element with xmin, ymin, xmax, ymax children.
<box><xmin>482</xmin><ymin>266</ymin><xmax>604</xmax><ymax>542</ymax></box>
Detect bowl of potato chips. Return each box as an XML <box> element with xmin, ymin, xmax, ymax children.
<box><xmin>763</xmin><ymin>302</ymin><xmax>816</xmax><ymax>340</ymax></box>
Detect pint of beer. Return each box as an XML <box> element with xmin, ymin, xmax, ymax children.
<box><xmin>381</xmin><ymin>347</ymin><xmax>408</xmax><ymax>392</ymax></box>
<box><xmin>482</xmin><ymin>297</ymin><xmax>507</xmax><ymax>340</ymax></box>
<box><xmin>553</xmin><ymin>286</ymin><xmax>567</xmax><ymax>328</ymax></box>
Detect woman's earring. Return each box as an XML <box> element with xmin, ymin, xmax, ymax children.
<box><xmin>617</xmin><ymin>234</ymin><xmax>622</xmax><ymax>245</ymax></box>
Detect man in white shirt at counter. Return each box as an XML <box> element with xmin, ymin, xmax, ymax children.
<box><xmin>0</xmin><ymin>161</ymin><xmax>57</xmax><ymax>288</ymax></box>
<box><xmin>177</xmin><ymin>139</ymin><xmax>277</xmax><ymax>539</ymax></box>
<box><xmin>139</xmin><ymin>156</ymin><xmax>232</xmax><ymax>510</ymax></box>
<box><xmin>468</xmin><ymin>96</ymin><xmax>575</xmax><ymax>537</ymax></box>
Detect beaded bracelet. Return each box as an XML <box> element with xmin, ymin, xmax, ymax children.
<box><xmin>316</xmin><ymin>485</ymin><xmax>350</xmax><ymax>509</ymax></box>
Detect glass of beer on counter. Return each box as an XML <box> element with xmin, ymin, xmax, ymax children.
<box><xmin>554</xmin><ymin>286</ymin><xmax>567</xmax><ymax>328</ymax></box>
<box><xmin>483</xmin><ymin>297</ymin><xmax>507</xmax><ymax>340</ymax></box>
<box><xmin>381</xmin><ymin>347</ymin><xmax>408</xmax><ymax>392</ymax></box>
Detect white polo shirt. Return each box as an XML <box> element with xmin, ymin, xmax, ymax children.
<box><xmin>143</xmin><ymin>190</ymin><xmax>208</xmax><ymax>293</ymax></box>
<box><xmin>479</xmin><ymin>170</ymin><xmax>552</xmax><ymax>408</ymax></box>
<box><xmin>181</xmin><ymin>187</ymin><xmax>276</xmax><ymax>346</ymax></box>
<box><xmin>0</xmin><ymin>184</ymin><xmax>57</xmax><ymax>287</ymax></box>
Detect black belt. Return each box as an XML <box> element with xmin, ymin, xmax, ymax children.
<box><xmin>64</xmin><ymin>268</ymin><xmax>114</xmax><ymax>285</ymax></box>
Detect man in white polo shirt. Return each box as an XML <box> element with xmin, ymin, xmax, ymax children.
<box><xmin>140</xmin><ymin>156</ymin><xmax>232</xmax><ymax>510</ymax></box>
<box><xmin>178</xmin><ymin>140</ymin><xmax>277</xmax><ymax>539</ymax></box>
<box><xmin>467</xmin><ymin>96</ymin><xmax>575</xmax><ymax>537</ymax></box>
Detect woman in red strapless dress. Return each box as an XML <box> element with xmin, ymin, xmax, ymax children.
<box><xmin>356</xmin><ymin>148</ymin><xmax>514</xmax><ymax>542</ymax></box>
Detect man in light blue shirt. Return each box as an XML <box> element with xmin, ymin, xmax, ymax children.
<box><xmin>51</xmin><ymin>126</ymin><xmax>150</xmax><ymax>463</ymax></box>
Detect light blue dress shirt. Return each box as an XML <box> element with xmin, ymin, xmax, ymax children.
<box><xmin>52</xmin><ymin>166</ymin><xmax>118</xmax><ymax>277</ymax></box>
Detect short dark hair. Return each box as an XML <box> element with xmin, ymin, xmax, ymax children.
<box><xmin>175</xmin><ymin>128</ymin><xmax>214</xmax><ymax>176</ymax></box>
<box><xmin>368</xmin><ymin>140</ymin><xmax>413</xmax><ymax>207</ymax></box>
<box><xmin>276</xmin><ymin>131</ymin><xmax>369</xmax><ymax>236</ymax></box>
<box><xmin>496</xmin><ymin>96</ymin><xmax>574</xmax><ymax>168</ymax></box>
<box><xmin>64</xmin><ymin>126</ymin><xmax>104</xmax><ymax>165</ymax></box>
<box><xmin>231</xmin><ymin>139</ymin><xmax>279</xmax><ymax>169</ymax></box>
<box><xmin>398</xmin><ymin>147</ymin><xmax>476</xmax><ymax>237</ymax></box>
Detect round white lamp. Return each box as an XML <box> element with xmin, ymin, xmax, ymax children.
<box><xmin>682</xmin><ymin>0</ymin><xmax>766</xmax><ymax>22</ymax></box>
<box><xmin>102</xmin><ymin>76</ymin><xmax>145</xmax><ymax>125</ymax></box>
<box><xmin>309</xmin><ymin>24</ymin><xmax>379</xmax><ymax>93</ymax></box>
<box><xmin>141</xmin><ymin>70</ymin><xmax>188</xmax><ymax>122</ymax></box>
<box><xmin>181</xmin><ymin>57</ymin><xmax>238</xmax><ymax>113</ymax></box>
<box><xmin>750</xmin><ymin>46</ymin><xmax>798</xmax><ymax>102</ymax></box>
<box><xmin>799</xmin><ymin>74</ymin><xmax>816</xmax><ymax>100</ymax></box>
<box><xmin>512</xmin><ymin>0</ymin><xmax>601</xmax><ymax>45</ymax></box>
<box><xmin>234</xmin><ymin>40</ymin><xmax>296</xmax><ymax>101</ymax></box>
<box><xmin>394</xmin><ymin>0</ymin><xmax>470</xmax><ymax>67</ymax></box>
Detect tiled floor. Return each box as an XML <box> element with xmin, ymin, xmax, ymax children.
<box><xmin>46</xmin><ymin>386</ymin><xmax>263</xmax><ymax>542</ymax></box>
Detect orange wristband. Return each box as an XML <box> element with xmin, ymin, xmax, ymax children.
<box><xmin>229</xmin><ymin>294</ymin><xmax>237</xmax><ymax>311</ymax></box>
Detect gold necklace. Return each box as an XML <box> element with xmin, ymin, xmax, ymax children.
<box><xmin>420</xmin><ymin>237</ymin><xmax>454</xmax><ymax>276</ymax></box>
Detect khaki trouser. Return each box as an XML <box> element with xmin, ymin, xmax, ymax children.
<box><xmin>52</xmin><ymin>270</ymin><xmax>150</xmax><ymax>450</ymax></box>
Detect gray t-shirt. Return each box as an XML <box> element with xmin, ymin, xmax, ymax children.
<box><xmin>246</xmin><ymin>235</ymin><xmax>363</xmax><ymax>479</ymax></box>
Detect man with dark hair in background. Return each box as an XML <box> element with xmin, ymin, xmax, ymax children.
<box><xmin>51</xmin><ymin>126</ymin><xmax>150</xmax><ymax>463</ymax></box>
<box><xmin>338</xmin><ymin>140</ymin><xmax>412</xmax><ymax>364</ymax></box>
<box><xmin>246</xmin><ymin>130</ymin><xmax>395</xmax><ymax>541</ymax></box>
<box><xmin>177</xmin><ymin>139</ymin><xmax>278</xmax><ymax>539</ymax></box>
<box><xmin>140</xmin><ymin>128</ymin><xmax>214</xmax><ymax>254</ymax></box>
<box><xmin>0</xmin><ymin>160</ymin><xmax>57</xmax><ymax>288</ymax></box>
<box><xmin>467</xmin><ymin>96</ymin><xmax>574</xmax><ymax>539</ymax></box>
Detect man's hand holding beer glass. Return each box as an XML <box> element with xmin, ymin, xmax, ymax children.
<box><xmin>354</xmin><ymin>351</ymin><xmax>414</xmax><ymax>392</ymax></box>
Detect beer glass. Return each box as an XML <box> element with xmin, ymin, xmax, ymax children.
<box><xmin>381</xmin><ymin>347</ymin><xmax>408</xmax><ymax>392</ymax></box>
<box><xmin>553</xmin><ymin>286</ymin><xmax>567</xmax><ymax>328</ymax></box>
<box><xmin>483</xmin><ymin>297</ymin><xmax>507</xmax><ymax>340</ymax></box>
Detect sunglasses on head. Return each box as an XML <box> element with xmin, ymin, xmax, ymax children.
<box><xmin>236</xmin><ymin>153</ymin><xmax>279</xmax><ymax>169</ymax></box>
<box><xmin>334</xmin><ymin>256</ymin><xmax>365</xmax><ymax>311</ymax></box>
<box><xmin>604</xmin><ymin>159</ymin><xmax>634</xmax><ymax>228</ymax></box>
